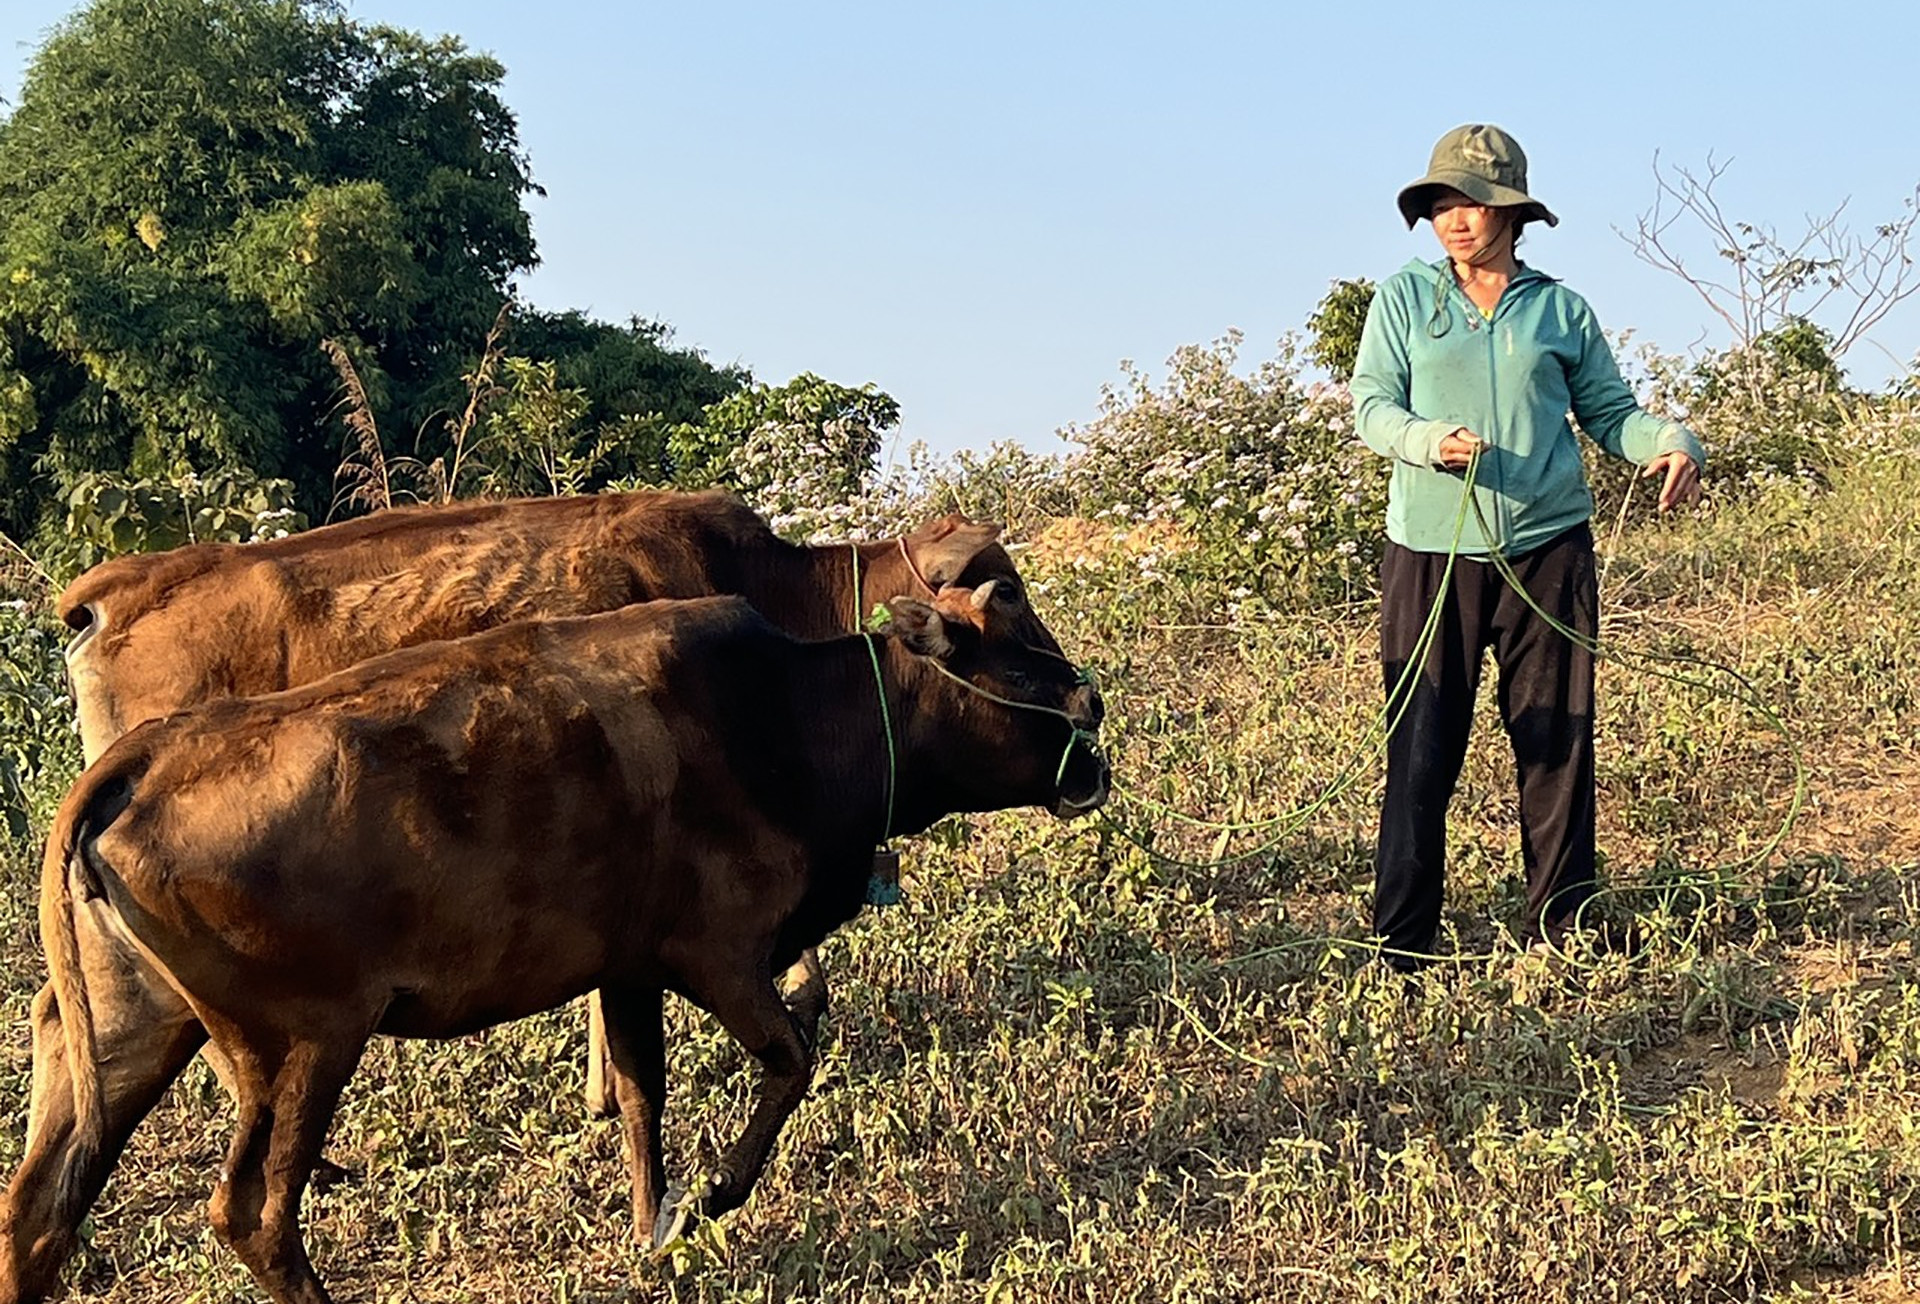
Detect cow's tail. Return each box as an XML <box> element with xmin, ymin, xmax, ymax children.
<box><xmin>37</xmin><ymin>755</ymin><xmax>138</xmax><ymax>1220</ymax></box>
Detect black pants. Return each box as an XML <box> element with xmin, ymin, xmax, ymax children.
<box><xmin>1374</xmin><ymin>523</ymin><xmax>1598</xmax><ymax>963</ymax></box>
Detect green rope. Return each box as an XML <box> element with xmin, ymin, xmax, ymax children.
<box><xmin>862</xmin><ymin>632</ymin><xmax>898</xmax><ymax>844</ymax></box>
<box><xmin>851</xmin><ymin>543</ymin><xmax>1099</xmax><ymax>801</ymax></box>
<box><xmin>1459</xmin><ymin>485</ymin><xmax>1809</xmax><ymax>959</ymax></box>
<box><xmin>848</xmin><ymin>546</ymin><xmax>895</xmax><ymax>836</ymax></box>
<box><xmin>1467</xmin><ymin>488</ymin><xmax>1807</xmax><ymax>882</ymax></box>
<box><xmin>850</xmin><ymin>546</ymin><xmax>901</xmax><ymax>906</ymax></box>
<box><xmin>1094</xmin><ymin>446</ymin><xmax>1486</xmax><ymax>870</ymax></box>
<box><xmin>1098</xmin><ymin>449</ymin><xmax>1808</xmax><ymax>974</ymax></box>
<box><xmin>846</xmin><ymin>548</ymin><xmax>1099</xmax><ymax>904</ymax></box>
<box><xmin>918</xmin><ymin>656</ymin><xmax>1101</xmax><ymax>790</ymax></box>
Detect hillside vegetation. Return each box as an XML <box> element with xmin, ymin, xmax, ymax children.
<box><xmin>1</xmin><ymin>329</ymin><xmax>1916</xmax><ymax>1302</ymax></box>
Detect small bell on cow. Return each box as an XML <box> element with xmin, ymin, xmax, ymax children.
<box><xmin>865</xmin><ymin>846</ymin><xmax>903</xmax><ymax>907</ymax></box>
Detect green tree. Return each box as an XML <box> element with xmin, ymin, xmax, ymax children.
<box><xmin>0</xmin><ymin>0</ymin><xmax>538</xmax><ymax>543</ymax></box>
<box><xmin>1306</xmin><ymin>278</ymin><xmax>1376</xmax><ymax>385</ymax></box>
<box><xmin>503</xmin><ymin>309</ymin><xmax>747</xmax><ymax>486</ymax></box>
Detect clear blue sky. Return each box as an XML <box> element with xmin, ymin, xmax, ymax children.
<box><xmin>6</xmin><ymin>0</ymin><xmax>1918</xmax><ymax>456</ymax></box>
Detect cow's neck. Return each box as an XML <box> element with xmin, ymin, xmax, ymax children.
<box><xmin>758</xmin><ymin>638</ymin><xmax>909</xmax><ymax>950</ymax></box>
<box><xmin>838</xmin><ymin>642</ymin><xmax>1030</xmax><ymax>839</ymax></box>
<box><xmin>777</xmin><ymin>637</ymin><xmax>1055</xmax><ymax>950</ymax></box>
<box><xmin>776</xmin><ymin>539</ymin><xmax>932</xmax><ymax>641</ymax></box>
<box><xmin>782</xmin><ymin>636</ymin><xmax>952</xmax><ymax>850</ymax></box>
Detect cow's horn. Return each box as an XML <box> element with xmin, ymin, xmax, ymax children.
<box><xmin>969</xmin><ymin>579</ymin><xmax>998</xmax><ymax>610</ymax></box>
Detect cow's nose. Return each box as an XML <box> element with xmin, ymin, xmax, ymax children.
<box><xmin>1067</xmin><ymin>682</ymin><xmax>1104</xmax><ymax>731</ymax></box>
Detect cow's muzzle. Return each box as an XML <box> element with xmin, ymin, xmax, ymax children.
<box><xmin>1052</xmin><ymin>729</ymin><xmax>1110</xmax><ymax>818</ymax></box>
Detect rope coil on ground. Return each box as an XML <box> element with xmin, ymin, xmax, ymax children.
<box><xmin>1091</xmin><ymin>447</ymin><xmax>1809</xmax><ymax>975</ymax></box>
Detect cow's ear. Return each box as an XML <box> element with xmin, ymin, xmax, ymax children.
<box><xmin>904</xmin><ymin>515</ymin><xmax>1003</xmax><ymax>588</ymax></box>
<box><xmin>879</xmin><ymin>596</ymin><xmax>956</xmax><ymax>660</ymax></box>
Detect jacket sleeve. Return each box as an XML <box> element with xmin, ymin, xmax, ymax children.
<box><xmin>1351</xmin><ymin>280</ymin><xmax>1461</xmax><ymax>469</ymax></box>
<box><xmin>1566</xmin><ymin>300</ymin><xmax>1707</xmax><ymax>469</ymax></box>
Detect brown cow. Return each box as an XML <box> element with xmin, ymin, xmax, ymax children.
<box><xmin>60</xmin><ymin>490</ymin><xmax>1043</xmax><ymax>760</ymax></box>
<box><xmin>51</xmin><ymin>489</ymin><xmax>1045</xmax><ymax>1122</ymax></box>
<box><xmin>1</xmin><ymin>584</ymin><xmax>1108</xmax><ymax>1304</ymax></box>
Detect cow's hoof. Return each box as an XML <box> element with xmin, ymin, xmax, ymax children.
<box><xmin>309</xmin><ymin>1156</ymin><xmax>358</xmax><ymax>1191</ymax></box>
<box><xmin>650</xmin><ymin>1173</ymin><xmax>725</xmax><ymax>1250</ymax></box>
<box><xmin>651</xmin><ymin>1182</ymin><xmax>694</xmax><ymax>1249</ymax></box>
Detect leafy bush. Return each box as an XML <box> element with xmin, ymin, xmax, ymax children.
<box><xmin>56</xmin><ymin>467</ymin><xmax>305</xmax><ymax>574</ymax></box>
<box><xmin>0</xmin><ymin>597</ymin><xmax>79</xmax><ymax>836</ymax></box>
<box><xmin>1592</xmin><ymin>322</ymin><xmax>1875</xmax><ymax>523</ymax></box>
<box><xmin>1060</xmin><ymin>331</ymin><xmax>1386</xmax><ymax>616</ymax></box>
<box><xmin>1305</xmin><ymin>277</ymin><xmax>1376</xmax><ymax>384</ymax></box>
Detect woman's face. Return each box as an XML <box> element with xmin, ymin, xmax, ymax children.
<box><xmin>1430</xmin><ymin>190</ymin><xmax>1510</xmax><ymax>263</ymax></box>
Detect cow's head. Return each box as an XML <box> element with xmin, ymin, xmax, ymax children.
<box><xmin>882</xmin><ymin>580</ymin><xmax>1108</xmax><ymax>820</ymax></box>
<box><xmin>897</xmin><ymin>516</ymin><xmax>1068</xmax><ymax>662</ymax></box>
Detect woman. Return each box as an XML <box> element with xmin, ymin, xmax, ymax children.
<box><xmin>1350</xmin><ymin>123</ymin><xmax>1704</xmax><ymax>968</ymax></box>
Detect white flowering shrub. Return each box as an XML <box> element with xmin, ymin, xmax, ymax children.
<box><xmin>903</xmin><ymin>440</ymin><xmax>1074</xmax><ymax>533</ymax></box>
<box><xmin>786</xmin><ymin>440</ymin><xmax>1075</xmax><ymax>545</ymax></box>
<box><xmin>667</xmin><ymin>374</ymin><xmax>900</xmax><ymax>538</ymax></box>
<box><xmin>1596</xmin><ymin>323</ymin><xmax>1874</xmax><ymax>519</ymax></box>
<box><xmin>690</xmin><ymin>336</ymin><xmax>1389</xmax><ymax>621</ymax></box>
<box><xmin>1060</xmin><ymin>331</ymin><xmax>1386</xmax><ymax>614</ymax></box>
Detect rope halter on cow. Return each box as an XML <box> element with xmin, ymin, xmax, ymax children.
<box><xmin>848</xmin><ymin>546</ymin><xmax>1102</xmax><ymax>906</ymax></box>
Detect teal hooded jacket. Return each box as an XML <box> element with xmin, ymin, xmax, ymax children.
<box><xmin>1351</xmin><ymin>258</ymin><xmax>1706</xmax><ymax>556</ymax></box>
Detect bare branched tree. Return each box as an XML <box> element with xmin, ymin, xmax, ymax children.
<box><xmin>1621</xmin><ymin>152</ymin><xmax>1920</xmax><ymax>359</ymax></box>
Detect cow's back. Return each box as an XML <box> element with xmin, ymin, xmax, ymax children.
<box><xmin>84</xmin><ymin>598</ymin><xmax>768</xmax><ymax>1016</ymax></box>
<box><xmin>58</xmin><ymin>491</ymin><xmax>787</xmax><ymax>761</ymax></box>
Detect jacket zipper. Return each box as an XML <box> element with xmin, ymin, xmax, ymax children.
<box><xmin>1481</xmin><ymin>272</ymin><xmax>1541</xmax><ymax>552</ymax></box>
<box><xmin>1483</xmin><ymin>312</ymin><xmax>1504</xmax><ymax>550</ymax></box>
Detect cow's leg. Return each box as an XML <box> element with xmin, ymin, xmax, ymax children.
<box><xmin>3</xmin><ymin>975</ymin><xmax>204</xmax><ymax>1303</ymax></box>
<box><xmin>584</xmin><ymin>991</ymin><xmax>620</xmax><ymax>1119</ymax></box>
<box><xmin>189</xmin><ymin>1035</ymin><xmax>355</xmax><ymax>1190</ymax></box>
<box><xmin>204</xmin><ymin>1028</ymin><xmax>365</xmax><ymax>1304</ymax></box>
<box><xmin>596</xmin><ymin>984</ymin><xmax>668</xmax><ymax>1240</ymax></box>
<box><xmin>651</xmin><ymin>968</ymin><xmax>813</xmax><ymax>1248</ymax></box>
<box><xmin>777</xmin><ymin>947</ymin><xmax>829</xmax><ymax>1053</ymax></box>
<box><xmin>34</xmin><ymin>988</ymin><xmax>353</xmax><ymax>1191</ymax></box>
<box><xmin>590</xmin><ymin>949</ymin><xmax>829</xmax><ymax>1124</ymax></box>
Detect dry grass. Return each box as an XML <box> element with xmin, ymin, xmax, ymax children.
<box><xmin>4</xmin><ymin>445</ymin><xmax>1920</xmax><ymax>1302</ymax></box>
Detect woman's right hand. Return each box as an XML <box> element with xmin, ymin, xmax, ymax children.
<box><xmin>1436</xmin><ymin>428</ymin><xmax>1485</xmax><ymax>470</ymax></box>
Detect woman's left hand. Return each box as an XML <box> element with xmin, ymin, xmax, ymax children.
<box><xmin>1641</xmin><ymin>451</ymin><xmax>1701</xmax><ymax>512</ymax></box>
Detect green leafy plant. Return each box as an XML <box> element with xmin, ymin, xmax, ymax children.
<box><xmin>62</xmin><ymin>467</ymin><xmax>305</xmax><ymax>563</ymax></box>
<box><xmin>470</xmin><ymin>357</ymin><xmax>603</xmax><ymax>499</ymax></box>
<box><xmin>1306</xmin><ymin>278</ymin><xmax>1376</xmax><ymax>384</ymax></box>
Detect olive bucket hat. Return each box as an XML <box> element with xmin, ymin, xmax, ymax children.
<box><xmin>1395</xmin><ymin>124</ymin><xmax>1559</xmax><ymax>229</ymax></box>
